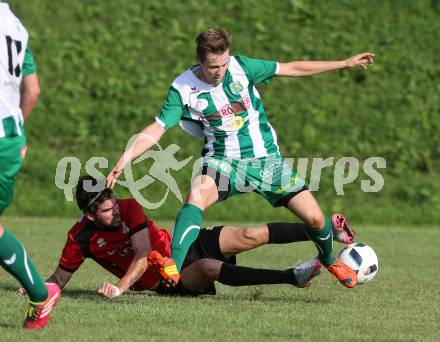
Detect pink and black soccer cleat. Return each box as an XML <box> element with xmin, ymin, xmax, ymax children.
<box><xmin>332</xmin><ymin>213</ymin><xmax>356</xmax><ymax>244</ymax></box>
<box><xmin>23</xmin><ymin>282</ymin><xmax>61</xmax><ymax>329</ymax></box>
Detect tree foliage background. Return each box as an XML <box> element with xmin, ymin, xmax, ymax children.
<box><xmin>6</xmin><ymin>0</ymin><xmax>440</xmax><ymax>225</ymax></box>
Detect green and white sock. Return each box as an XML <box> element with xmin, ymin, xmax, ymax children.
<box><xmin>170</xmin><ymin>204</ymin><xmax>203</xmax><ymax>271</ymax></box>
<box><xmin>0</xmin><ymin>228</ymin><xmax>48</xmax><ymax>302</ymax></box>
<box><xmin>306</xmin><ymin>217</ymin><xmax>336</xmax><ymax>266</ymax></box>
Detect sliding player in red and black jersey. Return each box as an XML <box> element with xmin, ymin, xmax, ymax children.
<box><xmin>36</xmin><ymin>176</ymin><xmax>354</xmax><ymax>298</ymax></box>
<box><xmin>58</xmin><ymin>195</ymin><xmax>172</xmax><ymax>293</ymax></box>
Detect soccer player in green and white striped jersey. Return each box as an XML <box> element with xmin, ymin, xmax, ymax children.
<box><xmin>108</xmin><ymin>28</ymin><xmax>373</xmax><ymax>289</ymax></box>
<box><xmin>0</xmin><ymin>3</ymin><xmax>61</xmax><ymax>328</ymax></box>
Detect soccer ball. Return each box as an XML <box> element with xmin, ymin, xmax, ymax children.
<box><xmin>338</xmin><ymin>243</ymin><xmax>378</xmax><ymax>284</ymax></box>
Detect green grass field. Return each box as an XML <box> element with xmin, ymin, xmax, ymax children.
<box><xmin>0</xmin><ymin>217</ymin><xmax>439</xmax><ymax>341</ymax></box>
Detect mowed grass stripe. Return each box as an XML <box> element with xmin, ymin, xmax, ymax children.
<box><xmin>0</xmin><ymin>217</ymin><xmax>438</xmax><ymax>341</ymax></box>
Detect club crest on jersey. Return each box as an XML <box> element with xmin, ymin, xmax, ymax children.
<box><xmin>97</xmin><ymin>238</ymin><xmax>106</xmax><ymax>248</ymax></box>
<box><xmin>195</xmin><ymin>99</ymin><xmax>209</xmax><ymax>111</ymax></box>
<box><xmin>229</xmin><ymin>81</ymin><xmax>244</xmax><ymax>95</ymax></box>
<box><xmin>122</xmin><ymin>223</ymin><xmax>130</xmax><ymax>234</ymax></box>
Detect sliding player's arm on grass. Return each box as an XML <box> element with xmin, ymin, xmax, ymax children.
<box><xmin>18</xmin><ymin>267</ymin><xmax>72</xmax><ymax>296</ymax></box>
<box><xmin>46</xmin><ymin>267</ymin><xmax>73</xmax><ymax>289</ymax></box>
<box><xmin>97</xmin><ymin>228</ymin><xmax>152</xmax><ymax>298</ymax></box>
<box><xmin>18</xmin><ymin>229</ymin><xmax>83</xmax><ymax>296</ymax></box>
<box><xmin>277</xmin><ymin>52</ymin><xmax>374</xmax><ymax>77</ymax></box>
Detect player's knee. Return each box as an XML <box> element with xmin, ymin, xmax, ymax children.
<box><xmin>241</xmin><ymin>228</ymin><xmax>267</xmax><ymax>247</ymax></box>
<box><xmin>187</xmin><ymin>176</ymin><xmax>219</xmax><ymax>210</ymax></box>
<box><xmin>0</xmin><ymin>224</ymin><xmax>4</xmax><ymax>237</ymax></box>
<box><xmin>198</xmin><ymin>259</ymin><xmax>220</xmax><ymax>280</ymax></box>
<box><xmin>305</xmin><ymin>214</ymin><xmax>325</xmax><ymax>230</ymax></box>
<box><xmin>187</xmin><ymin>189</ymin><xmax>217</xmax><ymax>210</ymax></box>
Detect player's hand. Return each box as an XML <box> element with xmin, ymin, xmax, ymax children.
<box><xmin>18</xmin><ymin>287</ymin><xmax>28</xmax><ymax>296</ymax></box>
<box><xmin>344</xmin><ymin>52</ymin><xmax>375</xmax><ymax>69</ymax></box>
<box><xmin>97</xmin><ymin>282</ymin><xmax>122</xmax><ymax>298</ymax></box>
<box><xmin>107</xmin><ymin>159</ymin><xmax>125</xmax><ymax>189</ymax></box>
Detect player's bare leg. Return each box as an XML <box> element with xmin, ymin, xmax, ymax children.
<box><xmin>186</xmin><ymin>174</ymin><xmax>219</xmax><ymax>210</ymax></box>
<box><xmin>180</xmin><ymin>258</ymin><xmax>222</xmax><ymax>291</ymax></box>
<box><xmin>219</xmin><ymin>218</ymin><xmax>355</xmax><ymax>259</ymax></box>
<box><xmin>218</xmin><ymin>225</ymin><xmax>269</xmax><ymax>258</ymax></box>
<box><xmin>152</xmin><ymin>175</ymin><xmax>219</xmax><ymax>287</ymax></box>
<box><xmin>286</xmin><ymin>191</ymin><xmax>357</xmax><ymax>288</ymax></box>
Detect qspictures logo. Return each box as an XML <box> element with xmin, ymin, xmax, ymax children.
<box><xmin>54</xmin><ymin>133</ymin><xmax>386</xmax><ymax>209</ymax></box>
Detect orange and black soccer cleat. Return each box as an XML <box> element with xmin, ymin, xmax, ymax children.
<box><xmin>326</xmin><ymin>258</ymin><xmax>358</xmax><ymax>288</ymax></box>
<box><xmin>23</xmin><ymin>282</ymin><xmax>61</xmax><ymax>329</ymax></box>
<box><xmin>147</xmin><ymin>251</ymin><xmax>180</xmax><ymax>287</ymax></box>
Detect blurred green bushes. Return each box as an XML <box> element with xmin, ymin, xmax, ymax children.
<box><xmin>6</xmin><ymin>0</ymin><xmax>439</xmax><ymax>224</ymax></box>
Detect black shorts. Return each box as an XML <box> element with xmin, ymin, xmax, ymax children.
<box><xmin>154</xmin><ymin>226</ymin><xmax>236</xmax><ymax>297</ymax></box>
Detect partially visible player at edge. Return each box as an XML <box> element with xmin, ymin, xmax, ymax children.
<box><xmin>107</xmin><ymin>27</ymin><xmax>373</xmax><ymax>288</ymax></box>
<box><xmin>0</xmin><ymin>3</ymin><xmax>61</xmax><ymax>329</ymax></box>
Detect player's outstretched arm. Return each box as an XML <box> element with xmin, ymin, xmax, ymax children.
<box><xmin>18</xmin><ymin>267</ymin><xmax>72</xmax><ymax>296</ymax></box>
<box><xmin>277</xmin><ymin>52</ymin><xmax>375</xmax><ymax>77</ymax></box>
<box><xmin>107</xmin><ymin>122</ymin><xmax>166</xmax><ymax>188</ymax></box>
<box><xmin>45</xmin><ymin>267</ymin><xmax>73</xmax><ymax>289</ymax></box>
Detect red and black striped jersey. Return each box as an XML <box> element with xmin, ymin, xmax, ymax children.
<box><xmin>58</xmin><ymin>199</ymin><xmax>172</xmax><ymax>291</ymax></box>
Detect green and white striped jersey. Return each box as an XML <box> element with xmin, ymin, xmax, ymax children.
<box><xmin>155</xmin><ymin>55</ymin><xmax>280</xmax><ymax>159</ymax></box>
<box><xmin>0</xmin><ymin>3</ymin><xmax>36</xmax><ymax>138</ymax></box>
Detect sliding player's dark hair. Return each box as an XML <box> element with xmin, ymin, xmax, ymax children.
<box><xmin>75</xmin><ymin>175</ymin><xmax>112</xmax><ymax>214</ymax></box>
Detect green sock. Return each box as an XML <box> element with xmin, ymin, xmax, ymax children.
<box><xmin>306</xmin><ymin>217</ymin><xmax>336</xmax><ymax>266</ymax></box>
<box><xmin>0</xmin><ymin>228</ymin><xmax>48</xmax><ymax>302</ymax></box>
<box><xmin>170</xmin><ymin>204</ymin><xmax>203</xmax><ymax>271</ymax></box>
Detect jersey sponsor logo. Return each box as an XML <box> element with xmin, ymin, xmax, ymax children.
<box><xmin>230</xmin><ymin>115</ymin><xmax>245</xmax><ymax>129</ymax></box>
<box><xmin>97</xmin><ymin>238</ymin><xmax>107</xmax><ymax>248</ymax></box>
<box><xmin>107</xmin><ymin>247</ymin><xmax>130</xmax><ymax>257</ymax></box>
<box><xmin>106</xmin><ymin>240</ymin><xmax>132</xmax><ymax>257</ymax></box>
<box><xmin>219</xmin><ymin>115</ymin><xmax>248</xmax><ymax>131</ymax></box>
<box><xmin>119</xmin><ymin>246</ymin><xmax>131</xmax><ymax>256</ymax></box>
<box><xmin>199</xmin><ymin>96</ymin><xmax>251</xmax><ymax>123</ymax></box>
<box><xmin>229</xmin><ymin>81</ymin><xmax>244</xmax><ymax>95</ymax></box>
